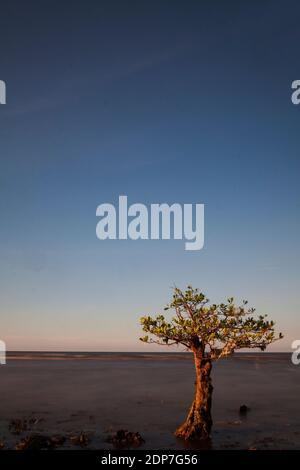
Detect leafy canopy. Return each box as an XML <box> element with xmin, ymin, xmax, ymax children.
<box><xmin>140</xmin><ymin>286</ymin><xmax>283</xmax><ymax>359</ymax></box>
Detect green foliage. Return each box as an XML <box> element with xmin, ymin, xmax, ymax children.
<box><xmin>140</xmin><ymin>286</ymin><xmax>283</xmax><ymax>359</ymax></box>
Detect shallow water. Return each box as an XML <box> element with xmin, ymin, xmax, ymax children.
<box><xmin>0</xmin><ymin>353</ymin><xmax>299</xmax><ymax>449</ymax></box>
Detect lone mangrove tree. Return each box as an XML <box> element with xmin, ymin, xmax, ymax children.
<box><xmin>140</xmin><ymin>286</ymin><xmax>283</xmax><ymax>441</ymax></box>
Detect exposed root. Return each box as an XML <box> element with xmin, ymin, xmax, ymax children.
<box><xmin>175</xmin><ymin>397</ymin><xmax>212</xmax><ymax>441</ymax></box>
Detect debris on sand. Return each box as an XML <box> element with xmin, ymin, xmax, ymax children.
<box><xmin>16</xmin><ymin>434</ymin><xmax>53</xmax><ymax>451</ymax></box>
<box><xmin>48</xmin><ymin>435</ymin><xmax>66</xmax><ymax>447</ymax></box>
<box><xmin>15</xmin><ymin>434</ymin><xmax>66</xmax><ymax>450</ymax></box>
<box><xmin>106</xmin><ymin>429</ymin><xmax>145</xmax><ymax>448</ymax></box>
<box><xmin>9</xmin><ymin>419</ymin><xmax>28</xmax><ymax>435</ymax></box>
<box><xmin>239</xmin><ymin>404</ymin><xmax>250</xmax><ymax>415</ymax></box>
<box><xmin>9</xmin><ymin>417</ymin><xmax>42</xmax><ymax>435</ymax></box>
<box><xmin>69</xmin><ymin>432</ymin><xmax>90</xmax><ymax>447</ymax></box>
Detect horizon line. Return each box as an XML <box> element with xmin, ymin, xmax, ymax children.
<box><xmin>6</xmin><ymin>350</ymin><xmax>291</xmax><ymax>354</ymax></box>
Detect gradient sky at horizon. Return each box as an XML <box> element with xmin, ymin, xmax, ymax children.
<box><xmin>0</xmin><ymin>0</ymin><xmax>299</xmax><ymax>351</ymax></box>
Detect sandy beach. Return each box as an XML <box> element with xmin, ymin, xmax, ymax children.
<box><xmin>0</xmin><ymin>352</ymin><xmax>299</xmax><ymax>450</ymax></box>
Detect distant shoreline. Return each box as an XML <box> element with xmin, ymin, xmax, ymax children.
<box><xmin>5</xmin><ymin>351</ymin><xmax>291</xmax><ymax>361</ymax></box>
<box><xmin>6</xmin><ymin>350</ymin><xmax>291</xmax><ymax>353</ymax></box>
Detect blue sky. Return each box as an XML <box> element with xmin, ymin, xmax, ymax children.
<box><xmin>0</xmin><ymin>0</ymin><xmax>299</xmax><ymax>350</ymax></box>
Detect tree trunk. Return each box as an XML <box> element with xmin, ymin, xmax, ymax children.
<box><xmin>175</xmin><ymin>351</ymin><xmax>213</xmax><ymax>440</ymax></box>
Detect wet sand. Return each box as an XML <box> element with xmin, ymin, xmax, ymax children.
<box><xmin>0</xmin><ymin>352</ymin><xmax>299</xmax><ymax>449</ymax></box>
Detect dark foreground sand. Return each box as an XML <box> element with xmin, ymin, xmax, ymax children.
<box><xmin>0</xmin><ymin>353</ymin><xmax>299</xmax><ymax>449</ymax></box>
